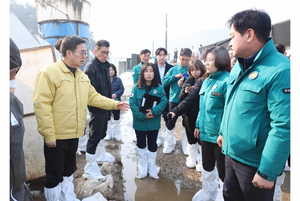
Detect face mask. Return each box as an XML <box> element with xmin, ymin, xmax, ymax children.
<box><xmin>10</xmin><ymin>79</ymin><xmax>16</xmax><ymax>89</ymax></box>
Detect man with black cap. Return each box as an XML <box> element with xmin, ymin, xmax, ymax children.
<box><xmin>10</xmin><ymin>38</ymin><xmax>33</xmax><ymax>200</ymax></box>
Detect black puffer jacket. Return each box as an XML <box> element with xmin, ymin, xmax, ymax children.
<box><xmin>171</xmin><ymin>77</ymin><xmax>204</xmax><ymax>116</ymax></box>
<box><xmin>84</xmin><ymin>58</ymin><xmax>112</xmax><ymax>114</ymax></box>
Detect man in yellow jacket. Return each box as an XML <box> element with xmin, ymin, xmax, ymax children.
<box><xmin>33</xmin><ymin>35</ymin><xmax>129</xmax><ymax>201</ymax></box>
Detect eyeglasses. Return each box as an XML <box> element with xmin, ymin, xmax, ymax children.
<box><xmin>100</xmin><ymin>51</ymin><xmax>110</xmax><ymax>55</ymax></box>
<box><xmin>180</xmin><ymin>58</ymin><xmax>190</xmax><ymax>62</ymax></box>
<box><xmin>73</xmin><ymin>51</ymin><xmax>87</xmax><ymax>57</ymax></box>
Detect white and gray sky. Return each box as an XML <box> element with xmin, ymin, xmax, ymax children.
<box><xmin>11</xmin><ymin>0</ymin><xmax>293</xmax><ymax>57</ymax></box>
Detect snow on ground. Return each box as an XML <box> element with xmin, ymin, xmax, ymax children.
<box><xmin>120</xmin><ymin>72</ymin><xmax>134</xmax><ymax>87</ymax></box>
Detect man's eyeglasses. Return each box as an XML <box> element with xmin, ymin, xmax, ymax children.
<box><xmin>100</xmin><ymin>51</ymin><xmax>110</xmax><ymax>55</ymax></box>
<box><xmin>73</xmin><ymin>51</ymin><xmax>87</xmax><ymax>57</ymax></box>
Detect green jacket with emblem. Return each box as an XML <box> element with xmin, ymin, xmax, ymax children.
<box><xmin>220</xmin><ymin>39</ymin><xmax>290</xmax><ymax>181</ymax></box>
<box><xmin>132</xmin><ymin>63</ymin><xmax>142</xmax><ymax>84</ymax></box>
<box><xmin>129</xmin><ymin>84</ymin><xmax>167</xmax><ymax>131</ymax></box>
<box><xmin>195</xmin><ymin>71</ymin><xmax>229</xmax><ymax>143</ymax></box>
<box><xmin>162</xmin><ymin>64</ymin><xmax>189</xmax><ymax>103</ymax></box>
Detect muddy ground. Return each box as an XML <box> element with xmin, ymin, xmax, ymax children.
<box><xmin>29</xmin><ymin>115</ymin><xmax>290</xmax><ymax>200</ymax></box>
<box><xmin>29</xmin><ymin>81</ymin><xmax>290</xmax><ymax>200</ymax></box>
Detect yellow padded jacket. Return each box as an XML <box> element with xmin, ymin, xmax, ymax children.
<box><xmin>33</xmin><ymin>59</ymin><xmax>119</xmax><ymax>143</ymax></box>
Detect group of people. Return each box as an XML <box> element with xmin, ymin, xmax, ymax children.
<box><xmin>173</xmin><ymin>44</ymin><xmax>203</xmax><ymax>64</ymax></box>
<box><xmin>10</xmin><ymin>8</ymin><xmax>290</xmax><ymax>201</ymax></box>
<box><xmin>130</xmin><ymin>9</ymin><xmax>290</xmax><ymax>201</ymax></box>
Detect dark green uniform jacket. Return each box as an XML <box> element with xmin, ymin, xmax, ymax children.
<box><xmin>162</xmin><ymin>64</ymin><xmax>189</xmax><ymax>103</ymax></box>
<box><xmin>132</xmin><ymin>63</ymin><xmax>142</xmax><ymax>84</ymax></box>
<box><xmin>196</xmin><ymin>71</ymin><xmax>229</xmax><ymax>143</ymax></box>
<box><xmin>220</xmin><ymin>39</ymin><xmax>290</xmax><ymax>181</ymax></box>
<box><xmin>129</xmin><ymin>84</ymin><xmax>167</xmax><ymax>131</ymax></box>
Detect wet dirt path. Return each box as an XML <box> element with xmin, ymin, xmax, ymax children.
<box><xmin>119</xmin><ymin>109</ymin><xmax>198</xmax><ymax>200</ymax></box>
<box><xmin>28</xmin><ymin>79</ymin><xmax>290</xmax><ymax>200</ymax></box>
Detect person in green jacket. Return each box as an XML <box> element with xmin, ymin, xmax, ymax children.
<box><xmin>132</xmin><ymin>49</ymin><xmax>151</xmax><ymax>84</ymax></box>
<box><xmin>192</xmin><ymin>46</ymin><xmax>231</xmax><ymax>201</ymax></box>
<box><xmin>217</xmin><ymin>9</ymin><xmax>290</xmax><ymax>201</ymax></box>
<box><xmin>162</xmin><ymin>48</ymin><xmax>192</xmax><ymax>154</ymax></box>
<box><xmin>129</xmin><ymin>62</ymin><xmax>168</xmax><ymax>179</ymax></box>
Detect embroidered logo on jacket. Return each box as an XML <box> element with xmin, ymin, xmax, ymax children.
<box><xmin>249</xmin><ymin>71</ymin><xmax>259</xmax><ymax>80</ymax></box>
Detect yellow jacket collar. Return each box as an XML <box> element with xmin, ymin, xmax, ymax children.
<box><xmin>58</xmin><ymin>58</ymin><xmax>78</xmax><ymax>73</ymax></box>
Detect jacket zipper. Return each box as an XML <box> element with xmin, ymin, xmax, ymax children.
<box><xmin>74</xmin><ymin>71</ymin><xmax>78</xmax><ymax>136</ymax></box>
<box><xmin>225</xmin><ymin>65</ymin><xmax>253</xmax><ymax>154</ymax></box>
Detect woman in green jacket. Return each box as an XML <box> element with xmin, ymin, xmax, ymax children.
<box><xmin>193</xmin><ymin>46</ymin><xmax>231</xmax><ymax>200</ymax></box>
<box><xmin>129</xmin><ymin>63</ymin><xmax>167</xmax><ymax>179</ymax></box>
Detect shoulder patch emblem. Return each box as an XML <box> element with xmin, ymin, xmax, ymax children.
<box><xmin>130</xmin><ymin>93</ymin><xmax>134</xmax><ymax>97</ymax></box>
<box><xmin>153</xmin><ymin>89</ymin><xmax>157</xmax><ymax>94</ymax></box>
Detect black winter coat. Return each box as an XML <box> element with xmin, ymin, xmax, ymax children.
<box><xmin>171</xmin><ymin>77</ymin><xmax>204</xmax><ymax>116</ymax></box>
<box><xmin>179</xmin><ymin>77</ymin><xmax>199</xmax><ymax>112</ymax></box>
<box><xmin>84</xmin><ymin>58</ymin><xmax>112</xmax><ymax>114</ymax></box>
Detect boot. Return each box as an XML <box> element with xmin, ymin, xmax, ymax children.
<box><xmin>284</xmin><ymin>160</ymin><xmax>290</xmax><ymax>171</ymax></box>
<box><xmin>186</xmin><ymin>143</ymin><xmax>199</xmax><ymax>168</ymax></box>
<box><xmin>163</xmin><ymin>129</ymin><xmax>176</xmax><ymax>154</ymax></box>
<box><xmin>113</xmin><ymin>119</ymin><xmax>122</xmax><ymax>141</ymax></box>
<box><xmin>196</xmin><ymin>145</ymin><xmax>203</xmax><ymax>172</ymax></box>
<box><xmin>77</xmin><ymin>134</ymin><xmax>88</xmax><ymax>152</ymax></box>
<box><xmin>216</xmin><ymin>179</ymin><xmax>224</xmax><ymax>201</ymax></box>
<box><xmin>136</xmin><ymin>147</ymin><xmax>148</xmax><ymax>179</ymax></box>
<box><xmin>104</xmin><ymin>120</ymin><xmax>112</xmax><ymax>141</ymax></box>
<box><xmin>44</xmin><ymin>183</ymin><xmax>61</xmax><ymax>201</ymax></box>
<box><xmin>133</xmin><ymin>135</ymin><xmax>137</xmax><ymax>142</ymax></box>
<box><xmin>156</xmin><ymin>128</ymin><xmax>164</xmax><ymax>147</ymax></box>
<box><xmin>59</xmin><ymin>174</ymin><xmax>79</xmax><ymax>201</ymax></box>
<box><xmin>274</xmin><ymin>172</ymin><xmax>286</xmax><ymax>201</ymax></box>
<box><xmin>147</xmin><ymin>151</ymin><xmax>160</xmax><ymax>179</ymax></box>
<box><xmin>181</xmin><ymin>128</ymin><xmax>188</xmax><ymax>155</ymax></box>
<box><xmin>192</xmin><ymin>167</ymin><xmax>219</xmax><ymax>201</ymax></box>
<box><xmin>83</xmin><ymin>153</ymin><xmax>106</xmax><ymax>181</ymax></box>
<box><xmin>96</xmin><ymin>139</ymin><xmax>115</xmax><ymax>164</ymax></box>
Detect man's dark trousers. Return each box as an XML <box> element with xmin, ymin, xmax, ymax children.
<box><xmin>223</xmin><ymin>156</ymin><xmax>275</xmax><ymax>201</ymax></box>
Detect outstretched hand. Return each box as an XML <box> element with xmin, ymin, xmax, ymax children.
<box><xmin>117</xmin><ymin>102</ymin><xmax>130</xmax><ymax>111</ymax></box>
